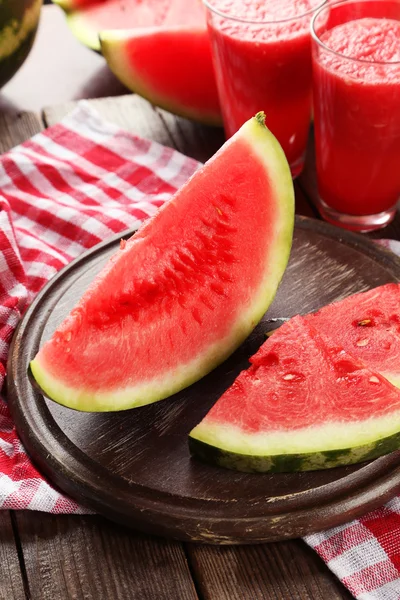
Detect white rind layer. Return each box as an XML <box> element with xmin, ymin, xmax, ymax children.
<box><xmin>190</xmin><ymin>411</ymin><xmax>400</xmax><ymax>456</ymax></box>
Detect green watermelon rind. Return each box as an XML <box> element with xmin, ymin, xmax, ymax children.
<box><xmin>30</xmin><ymin>113</ymin><xmax>294</xmax><ymax>412</ymax></box>
<box><xmin>65</xmin><ymin>9</ymin><xmax>101</xmax><ymax>51</ymax></box>
<box><xmin>52</xmin><ymin>0</ymin><xmax>72</xmax><ymax>11</ymax></box>
<box><xmin>189</xmin><ymin>414</ymin><xmax>400</xmax><ymax>473</ymax></box>
<box><xmin>0</xmin><ymin>0</ymin><xmax>42</xmax><ymax>88</ymax></box>
<box><xmin>99</xmin><ymin>28</ymin><xmax>222</xmax><ymax>125</ymax></box>
<box><xmin>52</xmin><ymin>0</ymin><xmax>83</xmax><ymax>12</ymax></box>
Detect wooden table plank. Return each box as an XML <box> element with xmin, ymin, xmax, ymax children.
<box><xmin>15</xmin><ymin>512</ymin><xmax>198</xmax><ymax>600</ymax></box>
<box><xmin>187</xmin><ymin>540</ymin><xmax>353</xmax><ymax>600</ymax></box>
<box><xmin>0</xmin><ymin>513</ymin><xmax>27</xmax><ymax>600</ymax></box>
<box><xmin>0</xmin><ymin>112</ymin><xmax>43</xmax><ymax>152</ymax></box>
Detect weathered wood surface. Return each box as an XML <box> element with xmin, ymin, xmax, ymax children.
<box><xmin>0</xmin><ymin>94</ymin><xmax>372</xmax><ymax>599</ymax></box>
<box><xmin>16</xmin><ymin>512</ymin><xmax>198</xmax><ymax>600</ymax></box>
<box><xmin>187</xmin><ymin>540</ymin><xmax>354</xmax><ymax>600</ymax></box>
<box><xmin>0</xmin><ymin>513</ymin><xmax>26</xmax><ymax>600</ymax></box>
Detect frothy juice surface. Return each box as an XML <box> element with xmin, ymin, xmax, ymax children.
<box><xmin>313</xmin><ymin>17</ymin><xmax>400</xmax><ymax>216</ymax></box>
<box><xmin>207</xmin><ymin>0</ymin><xmax>322</xmax><ymax>175</ymax></box>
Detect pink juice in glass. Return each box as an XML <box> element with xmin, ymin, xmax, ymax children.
<box><xmin>205</xmin><ymin>0</ymin><xmax>325</xmax><ymax>177</ymax></box>
<box><xmin>312</xmin><ymin>2</ymin><xmax>400</xmax><ymax>230</ymax></box>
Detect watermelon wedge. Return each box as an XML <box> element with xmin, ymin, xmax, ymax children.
<box><xmin>30</xmin><ymin>113</ymin><xmax>294</xmax><ymax>412</ymax></box>
<box><xmin>54</xmin><ymin>0</ymin><xmax>221</xmax><ymax>124</ymax></box>
<box><xmin>189</xmin><ymin>316</ymin><xmax>400</xmax><ymax>473</ymax></box>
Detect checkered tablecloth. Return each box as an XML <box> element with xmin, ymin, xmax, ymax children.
<box><xmin>0</xmin><ymin>101</ymin><xmax>399</xmax><ymax>599</ymax></box>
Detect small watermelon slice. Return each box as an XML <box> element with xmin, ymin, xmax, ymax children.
<box><xmin>189</xmin><ymin>316</ymin><xmax>400</xmax><ymax>473</ymax></box>
<box><xmin>30</xmin><ymin>113</ymin><xmax>294</xmax><ymax>412</ymax></box>
<box><xmin>100</xmin><ymin>27</ymin><xmax>221</xmax><ymax>125</ymax></box>
<box><xmin>56</xmin><ymin>0</ymin><xmax>221</xmax><ymax>124</ymax></box>
<box><xmin>64</xmin><ymin>0</ymin><xmax>206</xmax><ymax>52</ymax></box>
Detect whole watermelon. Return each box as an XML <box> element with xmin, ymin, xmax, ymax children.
<box><xmin>0</xmin><ymin>0</ymin><xmax>42</xmax><ymax>88</ymax></box>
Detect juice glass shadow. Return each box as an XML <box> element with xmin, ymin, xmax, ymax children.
<box><xmin>311</xmin><ymin>0</ymin><xmax>400</xmax><ymax>232</ymax></box>
<box><xmin>203</xmin><ymin>0</ymin><xmax>327</xmax><ymax>178</ymax></box>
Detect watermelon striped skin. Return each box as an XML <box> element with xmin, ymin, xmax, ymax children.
<box><xmin>189</xmin><ymin>428</ymin><xmax>400</xmax><ymax>473</ymax></box>
<box><xmin>0</xmin><ymin>0</ymin><xmax>42</xmax><ymax>88</ymax></box>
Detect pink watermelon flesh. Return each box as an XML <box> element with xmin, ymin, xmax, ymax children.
<box><xmin>65</xmin><ymin>0</ymin><xmax>221</xmax><ymax>123</ymax></box>
<box><xmin>71</xmin><ymin>0</ymin><xmax>205</xmax><ymax>34</ymax></box>
<box><xmin>53</xmin><ymin>0</ymin><xmax>100</xmax><ymax>11</ymax></box>
<box><xmin>100</xmin><ymin>28</ymin><xmax>221</xmax><ymax>125</ymax></box>
<box><xmin>253</xmin><ymin>284</ymin><xmax>400</xmax><ymax>386</ymax></box>
<box><xmin>30</xmin><ymin>113</ymin><xmax>294</xmax><ymax>412</ymax></box>
<box><xmin>307</xmin><ymin>284</ymin><xmax>400</xmax><ymax>387</ymax></box>
<box><xmin>189</xmin><ymin>315</ymin><xmax>400</xmax><ymax>472</ymax></box>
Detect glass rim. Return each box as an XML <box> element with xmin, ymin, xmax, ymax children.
<box><xmin>311</xmin><ymin>0</ymin><xmax>400</xmax><ymax>66</ymax></box>
<box><xmin>202</xmin><ymin>0</ymin><xmax>328</xmax><ymax>25</ymax></box>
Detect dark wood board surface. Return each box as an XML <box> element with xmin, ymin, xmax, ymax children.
<box><xmin>8</xmin><ymin>216</ymin><xmax>400</xmax><ymax>544</ymax></box>
<box><xmin>15</xmin><ymin>512</ymin><xmax>199</xmax><ymax>600</ymax></box>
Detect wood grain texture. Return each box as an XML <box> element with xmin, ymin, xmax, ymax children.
<box><xmin>155</xmin><ymin>106</ymin><xmax>225</xmax><ymax>163</ymax></box>
<box><xmin>0</xmin><ymin>111</ymin><xmax>43</xmax><ymax>153</ymax></box>
<box><xmin>0</xmin><ymin>512</ymin><xmax>27</xmax><ymax>600</ymax></box>
<box><xmin>44</xmin><ymin>95</ymin><xmax>178</xmax><ymax>149</ymax></box>
<box><xmin>187</xmin><ymin>539</ymin><xmax>353</xmax><ymax>600</ymax></box>
<box><xmin>16</xmin><ymin>512</ymin><xmax>198</xmax><ymax>600</ymax></box>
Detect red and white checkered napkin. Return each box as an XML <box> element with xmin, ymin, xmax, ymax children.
<box><xmin>0</xmin><ymin>101</ymin><xmax>199</xmax><ymax>514</ymax></box>
<box><xmin>0</xmin><ymin>101</ymin><xmax>399</xmax><ymax>599</ymax></box>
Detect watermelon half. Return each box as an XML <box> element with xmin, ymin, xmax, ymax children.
<box><xmin>189</xmin><ymin>315</ymin><xmax>400</xmax><ymax>473</ymax></box>
<box><xmin>30</xmin><ymin>113</ymin><xmax>294</xmax><ymax>412</ymax></box>
<box><xmin>54</xmin><ymin>0</ymin><xmax>221</xmax><ymax>124</ymax></box>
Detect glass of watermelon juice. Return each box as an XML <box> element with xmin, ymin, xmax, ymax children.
<box><xmin>203</xmin><ymin>0</ymin><xmax>327</xmax><ymax>178</ymax></box>
<box><xmin>311</xmin><ymin>0</ymin><xmax>400</xmax><ymax>232</ymax></box>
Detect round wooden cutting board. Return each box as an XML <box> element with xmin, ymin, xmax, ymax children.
<box><xmin>7</xmin><ymin>216</ymin><xmax>400</xmax><ymax>544</ymax></box>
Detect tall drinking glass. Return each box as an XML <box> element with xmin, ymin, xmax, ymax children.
<box><xmin>311</xmin><ymin>0</ymin><xmax>400</xmax><ymax>232</ymax></box>
<box><xmin>204</xmin><ymin>0</ymin><xmax>327</xmax><ymax>178</ymax></box>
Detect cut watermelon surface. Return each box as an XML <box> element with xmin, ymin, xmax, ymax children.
<box><xmin>57</xmin><ymin>0</ymin><xmax>221</xmax><ymax>124</ymax></box>
<box><xmin>253</xmin><ymin>284</ymin><xmax>400</xmax><ymax>386</ymax></box>
<box><xmin>189</xmin><ymin>315</ymin><xmax>400</xmax><ymax>473</ymax></box>
<box><xmin>100</xmin><ymin>27</ymin><xmax>221</xmax><ymax>125</ymax></box>
<box><xmin>64</xmin><ymin>0</ymin><xmax>206</xmax><ymax>51</ymax></box>
<box><xmin>30</xmin><ymin>113</ymin><xmax>294</xmax><ymax>412</ymax></box>
<box><xmin>308</xmin><ymin>284</ymin><xmax>400</xmax><ymax>388</ymax></box>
